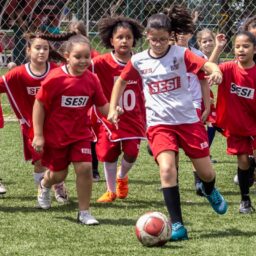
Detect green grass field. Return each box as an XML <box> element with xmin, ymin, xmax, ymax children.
<box><xmin>0</xmin><ymin>121</ymin><xmax>255</xmax><ymax>256</ymax></box>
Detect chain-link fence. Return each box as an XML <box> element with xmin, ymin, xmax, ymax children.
<box><xmin>0</xmin><ymin>0</ymin><xmax>256</xmax><ymax>67</ymax></box>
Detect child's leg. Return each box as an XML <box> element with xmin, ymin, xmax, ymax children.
<box><xmin>157</xmin><ymin>150</ymin><xmax>187</xmax><ymax>241</ymax></box>
<box><xmin>73</xmin><ymin>162</ymin><xmax>92</xmax><ymax>211</ymax></box>
<box><xmin>38</xmin><ymin>169</ymin><xmax>68</xmax><ymax>209</ymax></box>
<box><xmin>237</xmin><ymin>154</ymin><xmax>254</xmax><ymax>213</ymax></box>
<box><xmin>116</xmin><ymin>139</ymin><xmax>140</xmax><ymax>199</ymax></box>
<box><xmin>33</xmin><ymin>160</ymin><xmax>46</xmax><ymax>186</ymax></box>
<box><xmin>74</xmin><ymin>161</ymin><xmax>99</xmax><ymax>225</ymax></box>
<box><xmin>91</xmin><ymin>142</ymin><xmax>100</xmax><ymax>182</ymax></box>
<box><xmin>191</xmin><ymin>156</ymin><xmax>227</xmax><ymax>214</ymax></box>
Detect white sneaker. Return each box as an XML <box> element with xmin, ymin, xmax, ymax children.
<box><xmin>38</xmin><ymin>181</ymin><xmax>51</xmax><ymax>209</ymax></box>
<box><xmin>0</xmin><ymin>180</ymin><xmax>6</xmax><ymax>194</ymax></box>
<box><xmin>77</xmin><ymin>211</ymin><xmax>99</xmax><ymax>225</ymax></box>
<box><xmin>53</xmin><ymin>182</ymin><xmax>69</xmax><ymax>204</ymax></box>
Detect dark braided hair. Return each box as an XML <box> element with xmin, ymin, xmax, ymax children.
<box><xmin>242</xmin><ymin>16</ymin><xmax>256</xmax><ymax>31</ymax></box>
<box><xmin>23</xmin><ymin>32</ymin><xmax>77</xmax><ymax>62</ymax></box>
<box><xmin>97</xmin><ymin>16</ymin><xmax>144</xmax><ymax>48</ymax></box>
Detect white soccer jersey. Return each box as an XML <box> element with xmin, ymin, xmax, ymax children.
<box><xmin>121</xmin><ymin>45</ymin><xmax>206</xmax><ymax>127</ymax></box>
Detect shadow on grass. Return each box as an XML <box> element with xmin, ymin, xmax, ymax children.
<box><xmin>197</xmin><ymin>228</ymin><xmax>256</xmax><ymax>239</ymax></box>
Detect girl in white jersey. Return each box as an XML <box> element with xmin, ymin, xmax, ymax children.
<box><xmin>108</xmin><ymin>5</ymin><xmax>228</xmax><ymax>241</ymax></box>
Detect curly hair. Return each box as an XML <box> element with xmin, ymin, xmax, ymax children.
<box><xmin>164</xmin><ymin>4</ymin><xmax>195</xmax><ymax>35</ymax></box>
<box><xmin>97</xmin><ymin>16</ymin><xmax>144</xmax><ymax>48</ymax></box>
<box><xmin>242</xmin><ymin>16</ymin><xmax>256</xmax><ymax>31</ymax></box>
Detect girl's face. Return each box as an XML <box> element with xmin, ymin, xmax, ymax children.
<box><xmin>198</xmin><ymin>33</ymin><xmax>215</xmax><ymax>55</ymax></box>
<box><xmin>65</xmin><ymin>43</ymin><xmax>91</xmax><ymax>76</ymax></box>
<box><xmin>28</xmin><ymin>38</ymin><xmax>49</xmax><ymax>64</ymax></box>
<box><xmin>234</xmin><ymin>34</ymin><xmax>256</xmax><ymax>67</ymax></box>
<box><xmin>110</xmin><ymin>26</ymin><xmax>134</xmax><ymax>56</ymax></box>
<box><xmin>147</xmin><ymin>28</ymin><xmax>170</xmax><ymax>57</ymax></box>
<box><xmin>176</xmin><ymin>32</ymin><xmax>192</xmax><ymax>47</ymax></box>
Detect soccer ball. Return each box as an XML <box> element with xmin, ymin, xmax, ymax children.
<box><xmin>135</xmin><ymin>211</ymin><xmax>171</xmax><ymax>247</ymax></box>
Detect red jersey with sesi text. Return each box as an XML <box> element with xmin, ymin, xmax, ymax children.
<box><xmin>0</xmin><ymin>62</ymin><xmax>57</xmax><ymax>136</ymax></box>
<box><xmin>215</xmin><ymin>61</ymin><xmax>256</xmax><ymax>136</ymax></box>
<box><xmin>36</xmin><ymin>66</ymin><xmax>108</xmax><ymax>148</ymax></box>
<box><xmin>91</xmin><ymin>52</ymin><xmax>146</xmax><ymax>141</ymax></box>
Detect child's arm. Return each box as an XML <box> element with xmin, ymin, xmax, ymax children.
<box><xmin>201</xmin><ymin>62</ymin><xmax>222</xmax><ymax>85</ymax></box>
<box><xmin>208</xmin><ymin>34</ymin><xmax>227</xmax><ymax>63</ymax></box>
<box><xmin>32</xmin><ymin>99</ymin><xmax>45</xmax><ymax>152</ymax></box>
<box><xmin>108</xmin><ymin>76</ymin><xmax>127</xmax><ymax>125</ymax></box>
<box><xmin>97</xmin><ymin>103</ymin><xmax>109</xmax><ymax>116</ymax></box>
<box><xmin>200</xmin><ymin>79</ymin><xmax>210</xmax><ymax>123</ymax></box>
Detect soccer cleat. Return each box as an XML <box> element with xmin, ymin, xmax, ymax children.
<box><xmin>200</xmin><ymin>184</ymin><xmax>228</xmax><ymax>215</ymax></box>
<box><xmin>53</xmin><ymin>182</ymin><xmax>69</xmax><ymax>204</ymax></box>
<box><xmin>77</xmin><ymin>211</ymin><xmax>99</xmax><ymax>225</ymax></box>
<box><xmin>116</xmin><ymin>171</ymin><xmax>129</xmax><ymax>199</ymax></box>
<box><xmin>97</xmin><ymin>191</ymin><xmax>116</xmax><ymax>203</ymax></box>
<box><xmin>93</xmin><ymin>170</ymin><xmax>100</xmax><ymax>182</ymax></box>
<box><xmin>239</xmin><ymin>199</ymin><xmax>255</xmax><ymax>214</ymax></box>
<box><xmin>0</xmin><ymin>179</ymin><xmax>7</xmax><ymax>195</ymax></box>
<box><xmin>37</xmin><ymin>181</ymin><xmax>51</xmax><ymax>209</ymax></box>
<box><xmin>170</xmin><ymin>222</ymin><xmax>188</xmax><ymax>241</ymax></box>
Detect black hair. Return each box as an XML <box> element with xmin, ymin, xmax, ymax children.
<box><xmin>97</xmin><ymin>16</ymin><xmax>144</xmax><ymax>48</ymax></box>
<box><xmin>235</xmin><ymin>31</ymin><xmax>256</xmax><ymax>62</ymax></box>
<box><xmin>145</xmin><ymin>4</ymin><xmax>194</xmax><ymax>42</ymax></box>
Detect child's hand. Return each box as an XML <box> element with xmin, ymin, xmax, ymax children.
<box><xmin>206</xmin><ymin>71</ymin><xmax>223</xmax><ymax>86</ymax></box>
<box><xmin>107</xmin><ymin>106</ymin><xmax>124</xmax><ymax>129</ymax></box>
<box><xmin>215</xmin><ymin>34</ymin><xmax>227</xmax><ymax>49</ymax></box>
<box><xmin>32</xmin><ymin>135</ymin><xmax>45</xmax><ymax>153</ymax></box>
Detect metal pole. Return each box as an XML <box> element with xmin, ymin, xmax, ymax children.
<box><xmin>86</xmin><ymin>0</ymin><xmax>89</xmax><ymax>37</ymax></box>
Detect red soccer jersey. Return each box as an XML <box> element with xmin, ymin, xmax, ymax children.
<box><xmin>36</xmin><ymin>66</ymin><xmax>108</xmax><ymax>148</ymax></box>
<box><xmin>215</xmin><ymin>61</ymin><xmax>256</xmax><ymax>136</ymax></box>
<box><xmin>91</xmin><ymin>52</ymin><xmax>146</xmax><ymax>141</ymax></box>
<box><xmin>0</xmin><ymin>62</ymin><xmax>57</xmax><ymax>136</ymax></box>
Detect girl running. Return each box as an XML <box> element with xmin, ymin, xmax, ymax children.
<box><xmin>91</xmin><ymin>16</ymin><xmax>146</xmax><ymax>203</ymax></box>
<box><xmin>108</xmin><ymin>6</ymin><xmax>228</xmax><ymax>241</ymax></box>
<box><xmin>68</xmin><ymin>19</ymin><xmax>101</xmax><ymax>182</ymax></box>
<box><xmin>0</xmin><ymin>32</ymin><xmax>71</xmax><ymax>204</ymax></box>
<box><xmin>32</xmin><ymin>34</ymin><xmax>110</xmax><ymax>224</ymax></box>
<box><xmin>215</xmin><ymin>31</ymin><xmax>256</xmax><ymax>213</ymax></box>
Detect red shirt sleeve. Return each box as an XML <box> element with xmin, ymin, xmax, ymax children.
<box><xmin>92</xmin><ymin>74</ymin><xmax>108</xmax><ymax>107</ymax></box>
<box><xmin>120</xmin><ymin>60</ymin><xmax>141</xmax><ymax>81</ymax></box>
<box><xmin>184</xmin><ymin>49</ymin><xmax>207</xmax><ymax>75</ymax></box>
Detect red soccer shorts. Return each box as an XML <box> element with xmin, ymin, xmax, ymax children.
<box><xmin>42</xmin><ymin>140</ymin><xmax>92</xmax><ymax>172</ymax></box>
<box><xmin>227</xmin><ymin>135</ymin><xmax>256</xmax><ymax>155</ymax></box>
<box><xmin>147</xmin><ymin>122</ymin><xmax>209</xmax><ymax>160</ymax></box>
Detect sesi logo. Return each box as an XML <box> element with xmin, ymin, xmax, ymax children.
<box><xmin>148</xmin><ymin>77</ymin><xmax>181</xmax><ymax>95</ymax></box>
<box><xmin>230</xmin><ymin>83</ymin><xmax>255</xmax><ymax>99</ymax></box>
<box><xmin>27</xmin><ymin>87</ymin><xmax>40</xmax><ymax>95</ymax></box>
<box><xmin>61</xmin><ymin>96</ymin><xmax>89</xmax><ymax>107</ymax></box>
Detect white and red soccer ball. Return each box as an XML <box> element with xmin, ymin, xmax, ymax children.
<box><xmin>135</xmin><ymin>211</ymin><xmax>171</xmax><ymax>247</ymax></box>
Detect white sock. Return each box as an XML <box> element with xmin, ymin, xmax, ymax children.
<box><xmin>33</xmin><ymin>171</ymin><xmax>45</xmax><ymax>186</ymax></box>
<box><xmin>104</xmin><ymin>161</ymin><xmax>118</xmax><ymax>192</ymax></box>
<box><xmin>118</xmin><ymin>158</ymin><xmax>134</xmax><ymax>179</ymax></box>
